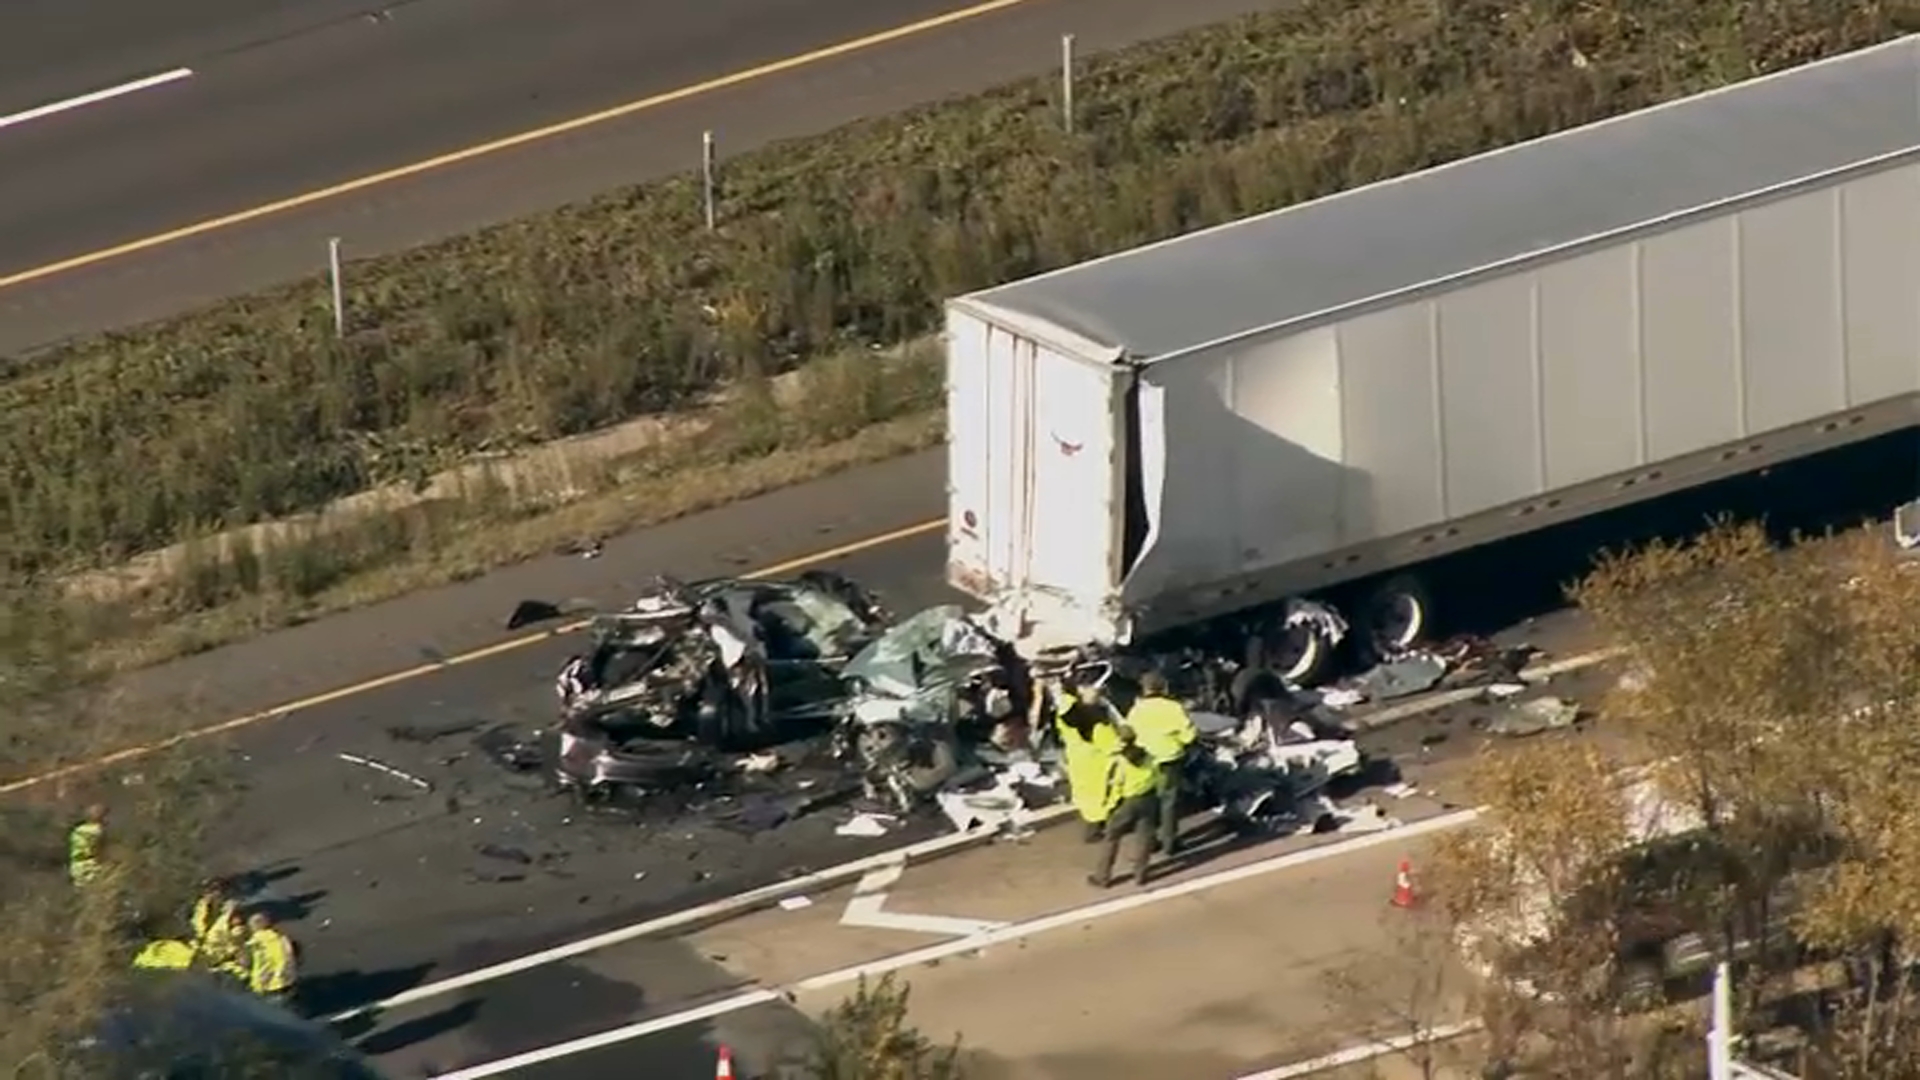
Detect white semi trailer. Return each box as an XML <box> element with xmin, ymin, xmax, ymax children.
<box><xmin>944</xmin><ymin>37</ymin><xmax>1920</xmax><ymax>683</ymax></box>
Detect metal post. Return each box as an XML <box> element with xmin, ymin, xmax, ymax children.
<box><xmin>1708</xmin><ymin>961</ymin><xmax>1734</xmax><ymax>1080</ymax></box>
<box><xmin>327</xmin><ymin>237</ymin><xmax>345</xmax><ymax>338</ymax></box>
<box><xmin>702</xmin><ymin>130</ymin><xmax>717</xmax><ymax>230</ymax></box>
<box><xmin>1061</xmin><ymin>34</ymin><xmax>1075</xmax><ymax>134</ymax></box>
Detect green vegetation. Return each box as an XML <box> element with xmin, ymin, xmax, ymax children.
<box><xmin>0</xmin><ymin>585</ymin><xmax>230</xmax><ymax>1075</ymax></box>
<box><xmin>800</xmin><ymin>975</ymin><xmax>966</xmax><ymax>1079</ymax></box>
<box><xmin>6</xmin><ymin>0</ymin><xmax>1910</xmax><ymax>665</ymax></box>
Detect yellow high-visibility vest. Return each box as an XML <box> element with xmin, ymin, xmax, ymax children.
<box><xmin>246</xmin><ymin>929</ymin><xmax>297</xmax><ymax>994</ymax></box>
<box><xmin>1123</xmin><ymin>696</ymin><xmax>1197</xmax><ymax>764</ymax></box>
<box><xmin>133</xmin><ymin>939</ymin><xmax>197</xmax><ymax>971</ymax></box>
<box><xmin>68</xmin><ymin>822</ymin><xmax>104</xmax><ymax>885</ymax></box>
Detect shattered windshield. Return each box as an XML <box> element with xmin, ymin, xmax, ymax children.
<box><xmin>845</xmin><ymin>606</ymin><xmax>997</xmax><ymax>697</ymax></box>
<box><xmin>757</xmin><ymin>588</ymin><xmax>869</xmax><ymax>660</ymax></box>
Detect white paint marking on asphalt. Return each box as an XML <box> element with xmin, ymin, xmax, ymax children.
<box><xmin>839</xmin><ymin>863</ymin><xmax>1009</xmax><ymax>936</ymax></box>
<box><xmin>323</xmin><ymin>810</ymin><xmax>1069</xmax><ymax>1023</ymax></box>
<box><xmin>1232</xmin><ymin>1020</ymin><xmax>1487</xmax><ymax>1079</ymax></box>
<box><xmin>0</xmin><ymin>68</ymin><xmax>195</xmax><ymax>132</ymax></box>
<box><xmin>334</xmin><ymin>644</ymin><xmax>1624</xmax><ymax>1024</ymax></box>
<box><xmin>839</xmin><ymin>892</ymin><xmax>1011</xmax><ymax>937</ymax></box>
<box><xmin>425</xmin><ymin>807</ymin><xmax>1487</xmax><ymax>1080</ymax></box>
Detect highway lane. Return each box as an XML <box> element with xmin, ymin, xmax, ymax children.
<box><xmin>0</xmin><ymin>0</ymin><xmax>1292</xmax><ymax>354</ymax></box>
<box><xmin>349</xmin><ymin>762</ymin><xmax>1498</xmax><ymax>1078</ymax></box>
<box><xmin>0</xmin><ymin>0</ymin><xmax>373</xmax><ymax>114</ymax></box>
<box><xmin>52</xmin><ymin>426</ymin><xmax>1918</xmax><ymax>1026</ymax></box>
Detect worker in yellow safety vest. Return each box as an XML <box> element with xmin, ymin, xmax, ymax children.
<box><xmin>1088</xmin><ymin>730</ymin><xmax>1160</xmax><ymax>889</ymax></box>
<box><xmin>1122</xmin><ymin>671</ymin><xmax>1197</xmax><ymax>857</ymax></box>
<box><xmin>1053</xmin><ymin>675</ymin><xmax>1122</xmax><ymax>843</ymax></box>
<box><xmin>68</xmin><ymin>804</ymin><xmax>108</xmax><ymax>887</ymax></box>
<box><xmin>190</xmin><ymin>879</ymin><xmax>237</xmax><ymax>941</ymax></box>
<box><xmin>245</xmin><ymin>912</ymin><xmax>299</xmax><ymax>1005</ymax></box>
<box><xmin>199</xmin><ymin>906</ymin><xmax>252</xmax><ymax>985</ymax></box>
<box><xmin>132</xmin><ymin>939</ymin><xmax>198</xmax><ymax>971</ymax></box>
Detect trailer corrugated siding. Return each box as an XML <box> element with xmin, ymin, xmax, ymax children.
<box><xmin>1121</xmin><ymin>162</ymin><xmax>1920</xmax><ymax>604</ymax></box>
<box><xmin>947</xmin><ymin>37</ymin><xmax>1920</xmax><ymax>620</ymax></box>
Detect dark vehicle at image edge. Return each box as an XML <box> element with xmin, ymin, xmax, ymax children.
<box><xmin>75</xmin><ymin>971</ymin><xmax>388</xmax><ymax>1079</ymax></box>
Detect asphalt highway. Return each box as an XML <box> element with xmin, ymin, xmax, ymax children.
<box><xmin>69</xmin><ymin>425</ymin><xmax>1909</xmax><ymax>1049</ymax></box>
<box><xmin>0</xmin><ymin>0</ymin><xmax>1290</xmax><ymax>354</ymax></box>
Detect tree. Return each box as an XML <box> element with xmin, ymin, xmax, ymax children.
<box><xmin>796</xmin><ymin>975</ymin><xmax>966</xmax><ymax>1080</ymax></box>
<box><xmin>1431</xmin><ymin>520</ymin><xmax>1920</xmax><ymax>1078</ymax></box>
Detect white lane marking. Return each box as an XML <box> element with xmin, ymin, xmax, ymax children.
<box><xmin>323</xmin><ymin>806</ymin><xmax>1072</xmax><ymax>1023</ymax></box>
<box><xmin>0</xmin><ymin>68</ymin><xmax>195</xmax><ymax>132</ymax></box>
<box><xmin>840</xmin><ymin>864</ymin><xmax>1010</xmax><ymax>937</ymax></box>
<box><xmin>1233</xmin><ymin>1020</ymin><xmax>1486</xmax><ymax>1079</ymax></box>
<box><xmin>335</xmin><ymin>643</ymin><xmax>1625</xmax><ymax>1024</ymax></box>
<box><xmin>426</xmin><ymin>807</ymin><xmax>1487</xmax><ymax>1080</ymax></box>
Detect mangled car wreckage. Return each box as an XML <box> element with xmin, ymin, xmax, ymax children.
<box><xmin>534</xmin><ymin>572</ymin><xmax>888</xmax><ymax>786</ymax></box>
<box><xmin>514</xmin><ymin>574</ymin><xmax>1366</xmax><ymax>832</ymax></box>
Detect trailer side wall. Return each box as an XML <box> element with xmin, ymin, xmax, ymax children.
<box><xmin>1120</xmin><ymin>164</ymin><xmax>1920</xmax><ymax>618</ymax></box>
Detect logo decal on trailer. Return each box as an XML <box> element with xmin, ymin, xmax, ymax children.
<box><xmin>1052</xmin><ymin>432</ymin><xmax>1083</xmax><ymax>456</ymax></box>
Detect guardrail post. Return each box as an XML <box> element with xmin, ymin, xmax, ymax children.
<box><xmin>1061</xmin><ymin>34</ymin><xmax>1076</xmax><ymax>134</ymax></box>
<box><xmin>702</xmin><ymin>130</ymin><xmax>717</xmax><ymax>230</ymax></box>
<box><xmin>328</xmin><ymin>237</ymin><xmax>345</xmax><ymax>337</ymax></box>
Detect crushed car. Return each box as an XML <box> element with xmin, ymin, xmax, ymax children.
<box><xmin>516</xmin><ymin>571</ymin><xmax>888</xmax><ymax>798</ymax></box>
<box><xmin>834</xmin><ymin>605</ymin><xmax>1037</xmax><ymax>813</ymax></box>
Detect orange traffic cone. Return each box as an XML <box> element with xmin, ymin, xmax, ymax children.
<box><xmin>716</xmin><ymin>1045</ymin><xmax>736</xmax><ymax>1080</ymax></box>
<box><xmin>1391</xmin><ymin>858</ymin><xmax>1418</xmax><ymax>909</ymax></box>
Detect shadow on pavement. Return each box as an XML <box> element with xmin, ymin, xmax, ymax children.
<box><xmin>354</xmin><ymin>999</ymin><xmax>483</xmax><ymax>1056</ymax></box>
<box><xmin>256</xmin><ymin>888</ymin><xmax>329</xmax><ymax>923</ymax></box>
<box><xmin>299</xmin><ymin>962</ymin><xmax>434</xmax><ymax>1022</ymax></box>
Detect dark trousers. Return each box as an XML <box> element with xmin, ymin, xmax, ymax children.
<box><xmin>1154</xmin><ymin>762</ymin><xmax>1184</xmax><ymax>853</ymax></box>
<box><xmin>1092</xmin><ymin>794</ymin><xmax>1156</xmax><ymax>885</ymax></box>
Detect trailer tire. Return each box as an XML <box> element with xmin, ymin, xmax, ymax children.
<box><xmin>1362</xmin><ymin>575</ymin><xmax>1434</xmax><ymax>657</ymax></box>
<box><xmin>1274</xmin><ymin>622</ymin><xmax>1338</xmax><ymax>687</ymax></box>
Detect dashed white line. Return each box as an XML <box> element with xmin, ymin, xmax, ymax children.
<box><xmin>0</xmin><ymin>68</ymin><xmax>195</xmax><ymax>133</ymax></box>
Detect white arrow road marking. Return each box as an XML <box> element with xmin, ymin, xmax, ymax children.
<box><xmin>839</xmin><ymin>862</ymin><xmax>1010</xmax><ymax>937</ymax></box>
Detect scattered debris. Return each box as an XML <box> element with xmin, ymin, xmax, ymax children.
<box><xmin>387</xmin><ymin>720</ymin><xmax>483</xmax><ymax>744</ymax></box>
<box><xmin>1488</xmin><ymin>695</ymin><xmax>1581</xmax><ymax>737</ymax></box>
<box><xmin>476</xmin><ymin>844</ymin><xmax>533</xmax><ymax>865</ymax></box>
<box><xmin>777</xmin><ymin>895</ymin><xmax>814</xmax><ymax>911</ymax></box>
<box><xmin>337</xmin><ymin>752</ymin><xmax>432</xmax><ymax>792</ymax></box>
<box><xmin>740</xmin><ymin>752</ymin><xmax>782</xmax><ymax>774</ymax></box>
<box><xmin>1382</xmin><ymin>782</ymin><xmax>1418</xmax><ymax>799</ymax></box>
<box><xmin>1318</xmin><ymin>687</ymin><xmax>1366</xmax><ymax>709</ymax></box>
<box><xmin>835</xmin><ymin>813</ymin><xmax>895</xmax><ymax>838</ymax></box>
<box><xmin>1485</xmin><ymin>683</ymin><xmax>1527</xmax><ymax>700</ymax></box>
<box><xmin>1895</xmin><ymin>498</ymin><xmax>1919</xmax><ymax>550</ymax></box>
<box><xmin>1334</xmin><ymin>804</ymin><xmax>1403</xmax><ymax>833</ymax></box>
<box><xmin>1351</xmin><ymin>652</ymin><xmax>1448</xmax><ymax>700</ymax></box>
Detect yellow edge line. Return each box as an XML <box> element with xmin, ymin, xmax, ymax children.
<box><xmin>0</xmin><ymin>0</ymin><xmax>1036</xmax><ymax>290</ymax></box>
<box><xmin>2</xmin><ymin>518</ymin><xmax>945</xmax><ymax>795</ymax></box>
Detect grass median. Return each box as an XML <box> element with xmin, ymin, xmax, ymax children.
<box><xmin>5</xmin><ymin>0</ymin><xmax>1912</xmax><ymax>687</ymax></box>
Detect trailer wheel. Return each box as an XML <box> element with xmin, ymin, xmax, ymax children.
<box><xmin>1273</xmin><ymin>622</ymin><xmax>1338</xmax><ymax>687</ymax></box>
<box><xmin>1363</xmin><ymin>575</ymin><xmax>1434</xmax><ymax>657</ymax></box>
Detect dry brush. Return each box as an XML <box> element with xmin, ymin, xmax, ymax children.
<box><xmin>1431</xmin><ymin>522</ymin><xmax>1920</xmax><ymax>1078</ymax></box>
